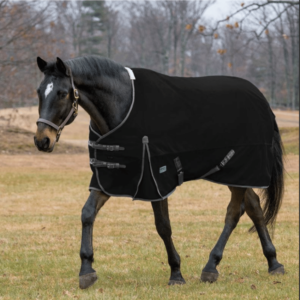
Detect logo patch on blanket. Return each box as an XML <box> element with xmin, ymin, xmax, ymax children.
<box><xmin>159</xmin><ymin>166</ymin><xmax>167</xmax><ymax>173</ymax></box>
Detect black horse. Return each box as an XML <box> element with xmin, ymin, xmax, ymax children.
<box><xmin>34</xmin><ymin>55</ymin><xmax>284</xmax><ymax>289</ymax></box>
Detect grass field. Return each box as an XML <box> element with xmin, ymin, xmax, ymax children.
<box><xmin>0</xmin><ymin>126</ymin><xmax>298</xmax><ymax>299</ymax></box>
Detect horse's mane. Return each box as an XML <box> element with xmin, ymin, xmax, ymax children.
<box><xmin>66</xmin><ymin>55</ymin><xmax>125</xmax><ymax>80</ymax></box>
<box><xmin>45</xmin><ymin>55</ymin><xmax>125</xmax><ymax>81</ymax></box>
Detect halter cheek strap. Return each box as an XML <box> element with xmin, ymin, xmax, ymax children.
<box><xmin>36</xmin><ymin>69</ymin><xmax>79</xmax><ymax>142</ymax></box>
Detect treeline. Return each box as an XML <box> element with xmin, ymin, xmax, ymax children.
<box><xmin>0</xmin><ymin>0</ymin><xmax>298</xmax><ymax>109</ymax></box>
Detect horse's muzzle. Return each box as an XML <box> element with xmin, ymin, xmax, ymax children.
<box><xmin>34</xmin><ymin>136</ymin><xmax>52</xmax><ymax>152</ymax></box>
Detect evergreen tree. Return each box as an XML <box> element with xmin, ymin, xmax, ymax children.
<box><xmin>80</xmin><ymin>1</ymin><xmax>106</xmax><ymax>55</ymax></box>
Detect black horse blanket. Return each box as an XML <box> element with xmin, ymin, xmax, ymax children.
<box><xmin>89</xmin><ymin>68</ymin><xmax>275</xmax><ymax>201</ymax></box>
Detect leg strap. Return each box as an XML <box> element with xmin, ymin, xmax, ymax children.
<box><xmin>174</xmin><ymin>157</ymin><xmax>184</xmax><ymax>186</ymax></box>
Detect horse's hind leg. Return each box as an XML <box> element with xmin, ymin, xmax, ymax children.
<box><xmin>201</xmin><ymin>187</ymin><xmax>246</xmax><ymax>283</ymax></box>
<box><xmin>79</xmin><ymin>190</ymin><xmax>110</xmax><ymax>289</ymax></box>
<box><xmin>244</xmin><ymin>188</ymin><xmax>284</xmax><ymax>274</ymax></box>
<box><xmin>151</xmin><ymin>198</ymin><xmax>186</xmax><ymax>285</ymax></box>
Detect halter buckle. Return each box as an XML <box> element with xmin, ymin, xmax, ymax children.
<box><xmin>74</xmin><ymin>89</ymin><xmax>79</xmax><ymax>99</ymax></box>
<box><xmin>72</xmin><ymin>101</ymin><xmax>78</xmax><ymax>116</ymax></box>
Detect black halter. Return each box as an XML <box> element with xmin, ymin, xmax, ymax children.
<box><xmin>36</xmin><ymin>69</ymin><xmax>79</xmax><ymax>142</ymax></box>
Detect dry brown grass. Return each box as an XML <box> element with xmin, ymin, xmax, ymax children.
<box><xmin>0</xmin><ymin>151</ymin><xmax>298</xmax><ymax>299</ymax></box>
<box><xmin>0</xmin><ymin>107</ymin><xmax>298</xmax><ymax>299</ymax></box>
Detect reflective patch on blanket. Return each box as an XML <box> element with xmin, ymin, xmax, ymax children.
<box><xmin>159</xmin><ymin>166</ymin><xmax>167</xmax><ymax>173</ymax></box>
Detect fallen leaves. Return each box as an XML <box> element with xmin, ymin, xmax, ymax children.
<box><xmin>63</xmin><ymin>290</ymin><xmax>72</xmax><ymax>297</ymax></box>
<box><xmin>251</xmin><ymin>284</ymin><xmax>257</xmax><ymax>290</ymax></box>
<box><xmin>63</xmin><ymin>291</ymin><xmax>80</xmax><ymax>299</ymax></box>
<box><xmin>236</xmin><ymin>277</ymin><xmax>244</xmax><ymax>283</ymax></box>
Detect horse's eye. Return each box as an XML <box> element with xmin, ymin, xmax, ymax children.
<box><xmin>57</xmin><ymin>91</ymin><xmax>68</xmax><ymax>99</ymax></box>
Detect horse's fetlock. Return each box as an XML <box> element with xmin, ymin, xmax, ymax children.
<box><xmin>80</xmin><ymin>251</ymin><xmax>94</xmax><ymax>262</ymax></box>
<box><xmin>210</xmin><ymin>252</ymin><xmax>222</xmax><ymax>263</ymax></box>
<box><xmin>81</xmin><ymin>211</ymin><xmax>95</xmax><ymax>224</ymax></box>
<box><xmin>156</xmin><ymin>222</ymin><xmax>171</xmax><ymax>238</ymax></box>
<box><xmin>263</xmin><ymin>245</ymin><xmax>276</xmax><ymax>258</ymax></box>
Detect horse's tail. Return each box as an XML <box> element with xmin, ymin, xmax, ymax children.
<box><xmin>249</xmin><ymin>119</ymin><xmax>284</xmax><ymax>234</ymax></box>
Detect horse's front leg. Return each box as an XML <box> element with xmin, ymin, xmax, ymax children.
<box><xmin>151</xmin><ymin>198</ymin><xmax>186</xmax><ymax>285</ymax></box>
<box><xmin>79</xmin><ymin>190</ymin><xmax>110</xmax><ymax>289</ymax></box>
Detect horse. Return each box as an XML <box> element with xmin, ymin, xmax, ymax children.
<box><xmin>34</xmin><ymin>55</ymin><xmax>285</xmax><ymax>289</ymax></box>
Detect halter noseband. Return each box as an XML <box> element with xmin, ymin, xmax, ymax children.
<box><xmin>36</xmin><ymin>69</ymin><xmax>79</xmax><ymax>142</ymax></box>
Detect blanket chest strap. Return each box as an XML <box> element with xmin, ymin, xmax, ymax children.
<box><xmin>88</xmin><ymin>141</ymin><xmax>125</xmax><ymax>151</ymax></box>
<box><xmin>90</xmin><ymin>158</ymin><xmax>126</xmax><ymax>169</ymax></box>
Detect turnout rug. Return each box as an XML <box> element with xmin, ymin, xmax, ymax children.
<box><xmin>89</xmin><ymin>68</ymin><xmax>276</xmax><ymax>201</ymax></box>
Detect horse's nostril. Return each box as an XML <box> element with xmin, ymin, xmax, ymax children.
<box><xmin>42</xmin><ymin>137</ymin><xmax>50</xmax><ymax>149</ymax></box>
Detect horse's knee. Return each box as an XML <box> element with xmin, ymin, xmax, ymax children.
<box><xmin>81</xmin><ymin>190</ymin><xmax>109</xmax><ymax>225</ymax></box>
<box><xmin>155</xmin><ymin>219</ymin><xmax>171</xmax><ymax>239</ymax></box>
<box><xmin>81</xmin><ymin>204</ymin><xmax>96</xmax><ymax>225</ymax></box>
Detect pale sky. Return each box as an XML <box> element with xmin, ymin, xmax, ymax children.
<box><xmin>204</xmin><ymin>0</ymin><xmax>242</xmax><ymax>22</ymax></box>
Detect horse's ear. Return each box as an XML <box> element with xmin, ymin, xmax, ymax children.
<box><xmin>37</xmin><ymin>57</ymin><xmax>47</xmax><ymax>72</ymax></box>
<box><xmin>56</xmin><ymin>57</ymin><xmax>70</xmax><ymax>76</ymax></box>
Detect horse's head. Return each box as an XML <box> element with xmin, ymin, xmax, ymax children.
<box><xmin>34</xmin><ymin>57</ymin><xmax>79</xmax><ymax>152</ymax></box>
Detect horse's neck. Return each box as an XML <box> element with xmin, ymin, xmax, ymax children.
<box><xmin>76</xmin><ymin>71</ymin><xmax>132</xmax><ymax>136</ymax></box>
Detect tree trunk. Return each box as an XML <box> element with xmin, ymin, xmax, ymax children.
<box><xmin>287</xmin><ymin>8</ymin><xmax>299</xmax><ymax>110</ymax></box>
<box><xmin>266</xmin><ymin>34</ymin><xmax>276</xmax><ymax>107</ymax></box>
<box><xmin>279</xmin><ymin>16</ymin><xmax>292</xmax><ymax>108</ymax></box>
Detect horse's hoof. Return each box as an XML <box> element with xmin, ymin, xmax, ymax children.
<box><xmin>168</xmin><ymin>279</ymin><xmax>186</xmax><ymax>285</ymax></box>
<box><xmin>269</xmin><ymin>265</ymin><xmax>285</xmax><ymax>275</ymax></box>
<box><xmin>200</xmin><ymin>271</ymin><xmax>219</xmax><ymax>283</ymax></box>
<box><xmin>79</xmin><ymin>272</ymin><xmax>98</xmax><ymax>289</ymax></box>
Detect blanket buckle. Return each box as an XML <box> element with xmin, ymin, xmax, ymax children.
<box><xmin>174</xmin><ymin>157</ymin><xmax>184</xmax><ymax>186</ymax></box>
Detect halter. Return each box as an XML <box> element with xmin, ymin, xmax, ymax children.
<box><xmin>36</xmin><ymin>69</ymin><xmax>79</xmax><ymax>142</ymax></box>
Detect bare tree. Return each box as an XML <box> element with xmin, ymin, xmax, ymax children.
<box><xmin>215</xmin><ymin>1</ymin><xmax>299</xmax><ymax>38</ymax></box>
<box><xmin>102</xmin><ymin>2</ymin><xmax>120</xmax><ymax>59</ymax></box>
<box><xmin>0</xmin><ymin>0</ymin><xmax>298</xmax><ymax>110</ymax></box>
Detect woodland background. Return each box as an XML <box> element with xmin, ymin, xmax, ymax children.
<box><xmin>0</xmin><ymin>0</ymin><xmax>299</xmax><ymax>110</ymax></box>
